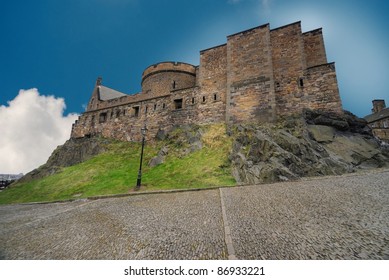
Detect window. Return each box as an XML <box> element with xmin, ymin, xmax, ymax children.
<box><xmin>116</xmin><ymin>110</ymin><xmax>121</xmax><ymax>118</ymax></box>
<box><xmin>299</xmin><ymin>78</ymin><xmax>304</xmax><ymax>87</ymax></box>
<box><xmin>145</xmin><ymin>106</ymin><xmax>148</xmax><ymax>114</ymax></box>
<box><xmin>202</xmin><ymin>96</ymin><xmax>206</xmax><ymax>103</ymax></box>
<box><xmin>162</xmin><ymin>103</ymin><xmax>166</xmax><ymax>109</ymax></box>
<box><xmin>174</xmin><ymin>98</ymin><xmax>183</xmax><ymax>110</ymax></box>
<box><xmin>154</xmin><ymin>104</ymin><xmax>157</xmax><ymax>111</ymax></box>
<box><xmin>172</xmin><ymin>80</ymin><xmax>176</xmax><ymax>89</ymax></box>
<box><xmin>99</xmin><ymin>112</ymin><xmax>107</xmax><ymax>123</ymax></box>
<box><xmin>191</xmin><ymin>97</ymin><xmax>195</xmax><ymax>104</ymax></box>
<box><xmin>213</xmin><ymin>93</ymin><xmax>217</xmax><ymax>101</ymax></box>
<box><xmin>133</xmin><ymin>106</ymin><xmax>140</xmax><ymax>117</ymax></box>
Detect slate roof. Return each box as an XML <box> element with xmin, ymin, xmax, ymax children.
<box><xmin>364</xmin><ymin>107</ymin><xmax>389</xmax><ymax>123</ymax></box>
<box><xmin>98</xmin><ymin>85</ymin><xmax>128</xmax><ymax>101</ymax></box>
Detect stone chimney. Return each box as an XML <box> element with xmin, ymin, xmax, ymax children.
<box><xmin>96</xmin><ymin>77</ymin><xmax>102</xmax><ymax>86</ymax></box>
<box><xmin>372</xmin><ymin>99</ymin><xmax>386</xmax><ymax>113</ymax></box>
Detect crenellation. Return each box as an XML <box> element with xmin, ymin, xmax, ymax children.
<box><xmin>71</xmin><ymin>21</ymin><xmax>343</xmax><ymax>141</ymax></box>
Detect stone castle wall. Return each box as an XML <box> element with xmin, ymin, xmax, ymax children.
<box><xmin>226</xmin><ymin>24</ymin><xmax>276</xmax><ymax>123</ymax></box>
<box><xmin>71</xmin><ymin>21</ymin><xmax>343</xmax><ymax>141</ymax></box>
<box><xmin>303</xmin><ymin>28</ymin><xmax>327</xmax><ymax>68</ymax></box>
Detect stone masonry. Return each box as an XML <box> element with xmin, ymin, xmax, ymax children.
<box><xmin>364</xmin><ymin>99</ymin><xmax>389</xmax><ymax>142</ymax></box>
<box><xmin>71</xmin><ymin>21</ymin><xmax>343</xmax><ymax>141</ymax></box>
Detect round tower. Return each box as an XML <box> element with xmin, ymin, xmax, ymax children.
<box><xmin>141</xmin><ymin>62</ymin><xmax>196</xmax><ymax>95</ymax></box>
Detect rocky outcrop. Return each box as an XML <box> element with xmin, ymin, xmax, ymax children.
<box><xmin>148</xmin><ymin>125</ymin><xmax>204</xmax><ymax>167</ymax></box>
<box><xmin>19</xmin><ymin>136</ymin><xmax>111</xmax><ymax>182</ymax></box>
<box><xmin>148</xmin><ymin>146</ymin><xmax>169</xmax><ymax>167</ymax></box>
<box><xmin>18</xmin><ymin>111</ymin><xmax>389</xmax><ymax>187</ymax></box>
<box><xmin>304</xmin><ymin>109</ymin><xmax>371</xmax><ymax>135</ymax></box>
<box><xmin>229</xmin><ymin>110</ymin><xmax>389</xmax><ymax>185</ymax></box>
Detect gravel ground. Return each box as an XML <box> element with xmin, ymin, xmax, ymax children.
<box><xmin>0</xmin><ymin>169</ymin><xmax>388</xmax><ymax>260</ymax></box>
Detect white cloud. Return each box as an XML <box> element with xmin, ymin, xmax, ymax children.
<box><xmin>0</xmin><ymin>89</ymin><xmax>79</xmax><ymax>174</ymax></box>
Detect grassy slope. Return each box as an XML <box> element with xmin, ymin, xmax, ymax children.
<box><xmin>0</xmin><ymin>124</ymin><xmax>235</xmax><ymax>204</ymax></box>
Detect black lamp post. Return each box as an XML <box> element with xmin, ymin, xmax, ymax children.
<box><xmin>135</xmin><ymin>125</ymin><xmax>147</xmax><ymax>190</ymax></box>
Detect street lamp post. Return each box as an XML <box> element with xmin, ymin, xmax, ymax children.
<box><xmin>135</xmin><ymin>125</ymin><xmax>147</xmax><ymax>190</ymax></box>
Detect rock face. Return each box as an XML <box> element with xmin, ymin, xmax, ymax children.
<box><xmin>148</xmin><ymin>125</ymin><xmax>204</xmax><ymax>167</ymax></box>
<box><xmin>19</xmin><ymin>137</ymin><xmax>110</xmax><ymax>182</ymax></box>
<box><xmin>229</xmin><ymin>110</ymin><xmax>389</xmax><ymax>185</ymax></box>
<box><xmin>19</xmin><ymin>110</ymin><xmax>389</xmax><ymax>187</ymax></box>
<box><xmin>148</xmin><ymin>146</ymin><xmax>169</xmax><ymax>167</ymax></box>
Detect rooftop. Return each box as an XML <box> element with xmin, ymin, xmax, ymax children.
<box><xmin>364</xmin><ymin>107</ymin><xmax>389</xmax><ymax>123</ymax></box>
<box><xmin>98</xmin><ymin>85</ymin><xmax>128</xmax><ymax>101</ymax></box>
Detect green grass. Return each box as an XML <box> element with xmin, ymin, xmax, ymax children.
<box><xmin>0</xmin><ymin>124</ymin><xmax>235</xmax><ymax>204</ymax></box>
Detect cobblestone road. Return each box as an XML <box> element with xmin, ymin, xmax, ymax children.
<box><xmin>1</xmin><ymin>169</ymin><xmax>388</xmax><ymax>260</ymax></box>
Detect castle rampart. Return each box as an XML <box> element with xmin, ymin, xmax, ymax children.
<box><xmin>71</xmin><ymin>21</ymin><xmax>343</xmax><ymax>141</ymax></box>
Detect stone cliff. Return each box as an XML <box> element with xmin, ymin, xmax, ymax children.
<box><xmin>229</xmin><ymin>110</ymin><xmax>389</xmax><ymax>184</ymax></box>
<box><xmin>20</xmin><ymin>110</ymin><xmax>389</xmax><ymax>187</ymax></box>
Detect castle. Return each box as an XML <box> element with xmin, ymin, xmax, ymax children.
<box><xmin>71</xmin><ymin>21</ymin><xmax>343</xmax><ymax>141</ymax></box>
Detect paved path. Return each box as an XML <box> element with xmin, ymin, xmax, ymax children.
<box><xmin>1</xmin><ymin>169</ymin><xmax>388</xmax><ymax>260</ymax></box>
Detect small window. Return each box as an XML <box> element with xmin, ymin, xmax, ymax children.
<box><xmin>99</xmin><ymin>112</ymin><xmax>107</xmax><ymax>123</ymax></box>
<box><xmin>154</xmin><ymin>104</ymin><xmax>157</xmax><ymax>111</ymax></box>
<box><xmin>133</xmin><ymin>106</ymin><xmax>140</xmax><ymax>117</ymax></box>
<box><xmin>172</xmin><ymin>80</ymin><xmax>176</xmax><ymax>89</ymax></box>
<box><xmin>299</xmin><ymin>78</ymin><xmax>304</xmax><ymax>87</ymax></box>
<box><xmin>162</xmin><ymin>103</ymin><xmax>166</xmax><ymax>109</ymax></box>
<box><xmin>145</xmin><ymin>106</ymin><xmax>148</xmax><ymax>114</ymax></box>
<box><xmin>191</xmin><ymin>97</ymin><xmax>195</xmax><ymax>104</ymax></box>
<box><xmin>116</xmin><ymin>110</ymin><xmax>120</xmax><ymax>118</ymax></box>
<box><xmin>213</xmin><ymin>93</ymin><xmax>217</xmax><ymax>101</ymax></box>
<box><xmin>202</xmin><ymin>96</ymin><xmax>206</xmax><ymax>103</ymax></box>
<box><xmin>174</xmin><ymin>98</ymin><xmax>183</xmax><ymax>110</ymax></box>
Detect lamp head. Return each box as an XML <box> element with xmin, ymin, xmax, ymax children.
<box><xmin>141</xmin><ymin>125</ymin><xmax>148</xmax><ymax>137</ymax></box>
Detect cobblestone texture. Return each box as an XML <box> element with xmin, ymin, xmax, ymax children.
<box><xmin>222</xmin><ymin>170</ymin><xmax>389</xmax><ymax>260</ymax></box>
<box><xmin>0</xmin><ymin>190</ymin><xmax>226</xmax><ymax>260</ymax></box>
<box><xmin>0</xmin><ymin>169</ymin><xmax>388</xmax><ymax>260</ymax></box>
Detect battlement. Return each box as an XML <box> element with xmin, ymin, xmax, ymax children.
<box><xmin>71</xmin><ymin>21</ymin><xmax>343</xmax><ymax>142</ymax></box>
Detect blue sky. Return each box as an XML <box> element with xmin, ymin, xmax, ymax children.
<box><xmin>1</xmin><ymin>0</ymin><xmax>389</xmax><ymax>174</ymax></box>
<box><xmin>2</xmin><ymin>0</ymin><xmax>389</xmax><ymax>117</ymax></box>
